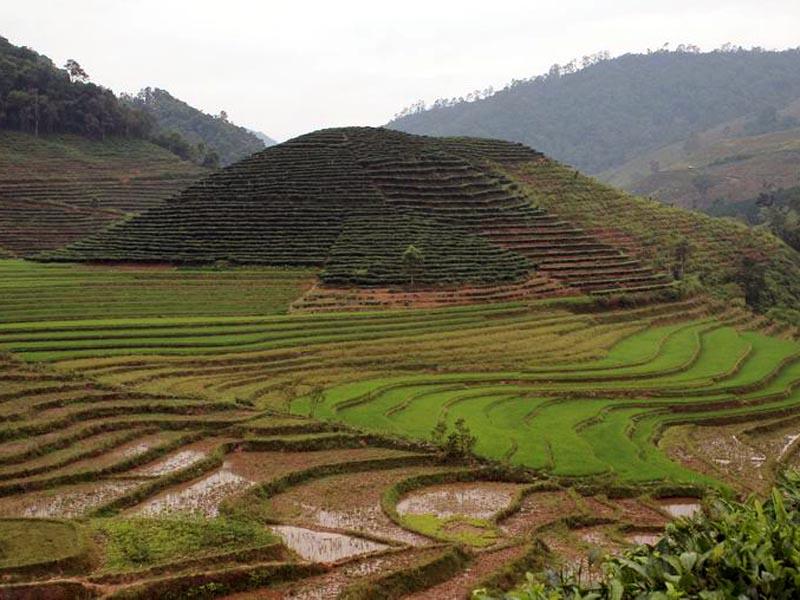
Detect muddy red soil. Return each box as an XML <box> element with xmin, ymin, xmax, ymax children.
<box><xmin>266</xmin><ymin>465</ymin><xmax>450</xmax><ymax>545</ymax></box>
<box><xmin>220</xmin><ymin>547</ymin><xmax>443</xmax><ymax>599</ymax></box>
<box><xmin>500</xmin><ymin>491</ymin><xmax>580</xmax><ymax>537</ymax></box>
<box><xmin>405</xmin><ymin>543</ymin><xmax>529</xmax><ymax>600</ymax></box>
<box><xmin>128</xmin><ymin>448</ymin><xmax>423</xmax><ymax>520</ymax></box>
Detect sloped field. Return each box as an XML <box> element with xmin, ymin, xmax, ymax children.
<box><xmin>0</xmin><ymin>132</ymin><xmax>207</xmax><ymax>255</ymax></box>
<box><xmin>1</xmin><ymin>258</ymin><xmax>798</xmax><ymax>597</ymax></box>
<box><xmin>507</xmin><ymin>157</ymin><xmax>800</xmax><ymax>309</ymax></box>
<box><xmin>46</xmin><ymin>128</ymin><xmax>672</xmax><ymax>299</ymax></box>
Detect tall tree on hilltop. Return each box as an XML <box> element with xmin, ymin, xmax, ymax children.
<box><xmin>63</xmin><ymin>59</ymin><xmax>89</xmax><ymax>83</ymax></box>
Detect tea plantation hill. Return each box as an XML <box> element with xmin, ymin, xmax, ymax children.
<box><xmin>48</xmin><ymin>127</ymin><xmax>800</xmax><ymax>316</ymax></box>
<box><xmin>46</xmin><ymin>128</ymin><xmax>666</xmax><ymax>293</ymax></box>
<box><xmin>0</xmin><ymin>132</ymin><xmax>208</xmax><ymax>256</ymax></box>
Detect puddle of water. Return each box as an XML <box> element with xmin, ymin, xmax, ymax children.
<box><xmin>580</xmin><ymin>530</ymin><xmax>604</xmax><ymax>545</ymax></box>
<box><xmin>13</xmin><ymin>480</ymin><xmax>140</xmax><ymax>518</ymax></box>
<box><xmin>135</xmin><ymin>466</ymin><xmax>253</xmax><ymax>517</ymax></box>
<box><xmin>660</xmin><ymin>500</ymin><xmax>701</xmax><ymax>518</ymax></box>
<box><xmin>779</xmin><ymin>434</ymin><xmax>800</xmax><ymax>459</ymax></box>
<box><xmin>120</xmin><ymin>442</ymin><xmax>153</xmax><ymax>459</ymax></box>
<box><xmin>313</xmin><ymin>505</ymin><xmax>428</xmax><ymax>546</ymax></box>
<box><xmin>271</xmin><ymin>525</ymin><xmax>388</xmax><ymax>563</ymax></box>
<box><xmin>627</xmin><ymin>532</ymin><xmax>661</xmax><ymax>546</ymax></box>
<box><xmin>135</xmin><ymin>449</ymin><xmax>207</xmax><ymax>477</ymax></box>
<box><xmin>396</xmin><ymin>483</ymin><xmax>519</xmax><ymax>520</ymax></box>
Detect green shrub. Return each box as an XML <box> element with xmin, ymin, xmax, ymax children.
<box><xmin>474</xmin><ymin>470</ymin><xmax>800</xmax><ymax>599</ymax></box>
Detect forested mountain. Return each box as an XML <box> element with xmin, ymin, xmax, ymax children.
<box><xmin>123</xmin><ymin>88</ymin><xmax>267</xmax><ymax>166</ymax></box>
<box><xmin>0</xmin><ymin>36</ymin><xmax>267</xmax><ymax>168</ymax></box>
<box><xmin>0</xmin><ymin>36</ymin><xmax>151</xmax><ymax>138</ymax></box>
<box><xmin>389</xmin><ymin>47</ymin><xmax>800</xmax><ymax>175</ymax></box>
<box><xmin>249</xmin><ymin>129</ymin><xmax>277</xmax><ymax>147</ymax></box>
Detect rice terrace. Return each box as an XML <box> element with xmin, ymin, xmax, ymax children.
<box><xmin>3</xmin><ymin>14</ymin><xmax>800</xmax><ymax>600</ymax></box>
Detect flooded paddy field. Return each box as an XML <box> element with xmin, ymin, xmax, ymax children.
<box><xmin>1</xmin><ymin>263</ymin><xmax>793</xmax><ymax>598</ymax></box>
<box><xmin>0</xmin><ymin>479</ymin><xmax>142</xmax><ymax>518</ymax></box>
<box><xmin>270</xmin><ymin>525</ymin><xmax>390</xmax><ymax>562</ymax></box>
<box><xmin>265</xmin><ymin>465</ymin><xmax>448</xmax><ymax>545</ymax></box>
<box><xmin>397</xmin><ymin>481</ymin><xmax>525</xmax><ymax>520</ymax></box>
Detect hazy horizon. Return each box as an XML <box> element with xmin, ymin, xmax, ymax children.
<box><xmin>2</xmin><ymin>0</ymin><xmax>799</xmax><ymax>141</ymax></box>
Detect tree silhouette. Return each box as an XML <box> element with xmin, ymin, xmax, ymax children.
<box><xmin>402</xmin><ymin>244</ymin><xmax>424</xmax><ymax>288</ymax></box>
<box><xmin>63</xmin><ymin>59</ymin><xmax>89</xmax><ymax>83</ymax></box>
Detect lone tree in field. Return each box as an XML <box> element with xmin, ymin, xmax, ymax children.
<box><xmin>672</xmin><ymin>237</ymin><xmax>691</xmax><ymax>280</ymax></box>
<box><xmin>442</xmin><ymin>418</ymin><xmax>477</xmax><ymax>461</ymax></box>
<box><xmin>308</xmin><ymin>384</ymin><xmax>326</xmax><ymax>417</ymax></box>
<box><xmin>431</xmin><ymin>418</ymin><xmax>448</xmax><ymax>445</ymax></box>
<box><xmin>402</xmin><ymin>244</ymin><xmax>424</xmax><ymax>288</ymax></box>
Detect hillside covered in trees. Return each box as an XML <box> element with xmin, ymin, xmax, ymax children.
<box><xmin>0</xmin><ymin>36</ymin><xmax>268</xmax><ymax>168</ymax></box>
<box><xmin>389</xmin><ymin>47</ymin><xmax>800</xmax><ymax>176</ymax></box>
<box><xmin>123</xmin><ymin>88</ymin><xmax>268</xmax><ymax>166</ymax></box>
<box><xmin>0</xmin><ymin>36</ymin><xmax>150</xmax><ymax>138</ymax></box>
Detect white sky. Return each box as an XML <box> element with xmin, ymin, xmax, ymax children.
<box><xmin>2</xmin><ymin>0</ymin><xmax>799</xmax><ymax>141</ymax></box>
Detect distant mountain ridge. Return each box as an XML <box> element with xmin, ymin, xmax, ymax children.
<box><xmin>389</xmin><ymin>47</ymin><xmax>800</xmax><ymax>176</ymax></box>
<box><xmin>249</xmin><ymin>129</ymin><xmax>277</xmax><ymax>147</ymax></box>
<box><xmin>123</xmin><ymin>88</ymin><xmax>269</xmax><ymax>166</ymax></box>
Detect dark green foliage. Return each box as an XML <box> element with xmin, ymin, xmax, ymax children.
<box><xmin>708</xmin><ymin>187</ymin><xmax>800</xmax><ymax>253</ymax></box>
<box><xmin>123</xmin><ymin>88</ymin><xmax>266</xmax><ymax>166</ymax></box>
<box><xmin>759</xmin><ymin>187</ymin><xmax>800</xmax><ymax>252</ymax></box>
<box><xmin>474</xmin><ymin>471</ymin><xmax>800</xmax><ymax>599</ymax></box>
<box><xmin>321</xmin><ymin>213</ymin><xmax>532</xmax><ymax>286</ymax></box>
<box><xmin>442</xmin><ymin>418</ymin><xmax>478</xmax><ymax>460</ymax></box>
<box><xmin>46</xmin><ymin>127</ymin><xmax>543</xmax><ymax>288</ymax></box>
<box><xmin>0</xmin><ymin>36</ymin><xmax>151</xmax><ymax>138</ymax></box>
<box><xmin>390</xmin><ymin>48</ymin><xmax>800</xmax><ymax>174</ymax></box>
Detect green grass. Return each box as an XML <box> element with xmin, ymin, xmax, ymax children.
<box><xmin>0</xmin><ymin>259</ymin><xmax>314</xmax><ymax>323</ymax></box>
<box><xmin>93</xmin><ymin>516</ymin><xmax>277</xmax><ymax>572</ymax></box>
<box><xmin>290</xmin><ymin>322</ymin><xmax>798</xmax><ymax>483</ymax></box>
<box><xmin>0</xmin><ymin>519</ymin><xmax>86</xmax><ymax>569</ymax></box>
<box><xmin>401</xmin><ymin>513</ymin><xmax>500</xmax><ymax>547</ymax></box>
<box><xmin>2</xmin><ymin>258</ymin><xmax>798</xmax><ymax>486</ymax></box>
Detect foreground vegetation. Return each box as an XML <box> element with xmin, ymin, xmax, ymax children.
<box><xmin>476</xmin><ymin>470</ymin><xmax>800</xmax><ymax>599</ymax></box>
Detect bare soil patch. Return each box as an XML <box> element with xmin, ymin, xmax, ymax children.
<box><xmin>500</xmin><ymin>491</ymin><xmax>580</xmax><ymax>537</ymax></box>
<box><xmin>221</xmin><ymin>547</ymin><xmax>441</xmax><ymax>600</ymax></box>
<box><xmin>266</xmin><ymin>465</ymin><xmax>448</xmax><ymax>545</ymax></box>
<box><xmin>404</xmin><ymin>543</ymin><xmax>528</xmax><ymax>600</ymax></box>
<box><xmin>614</xmin><ymin>498</ymin><xmax>669</xmax><ymax>527</ymax></box>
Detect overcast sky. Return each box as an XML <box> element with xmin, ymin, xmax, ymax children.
<box><xmin>2</xmin><ymin>1</ymin><xmax>799</xmax><ymax>141</ymax></box>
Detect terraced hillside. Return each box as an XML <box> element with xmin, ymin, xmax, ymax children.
<box><xmin>0</xmin><ymin>132</ymin><xmax>207</xmax><ymax>255</ymax></box>
<box><xmin>2</xmin><ymin>256</ymin><xmax>800</xmax><ymax>597</ymax></box>
<box><xmin>49</xmin><ymin>128</ymin><xmax>672</xmax><ymax>301</ymax></box>
<box><xmin>47</xmin><ymin>127</ymin><xmax>800</xmax><ymax>317</ymax></box>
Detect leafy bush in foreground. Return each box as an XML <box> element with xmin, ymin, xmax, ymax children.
<box><xmin>474</xmin><ymin>471</ymin><xmax>800</xmax><ymax>599</ymax></box>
